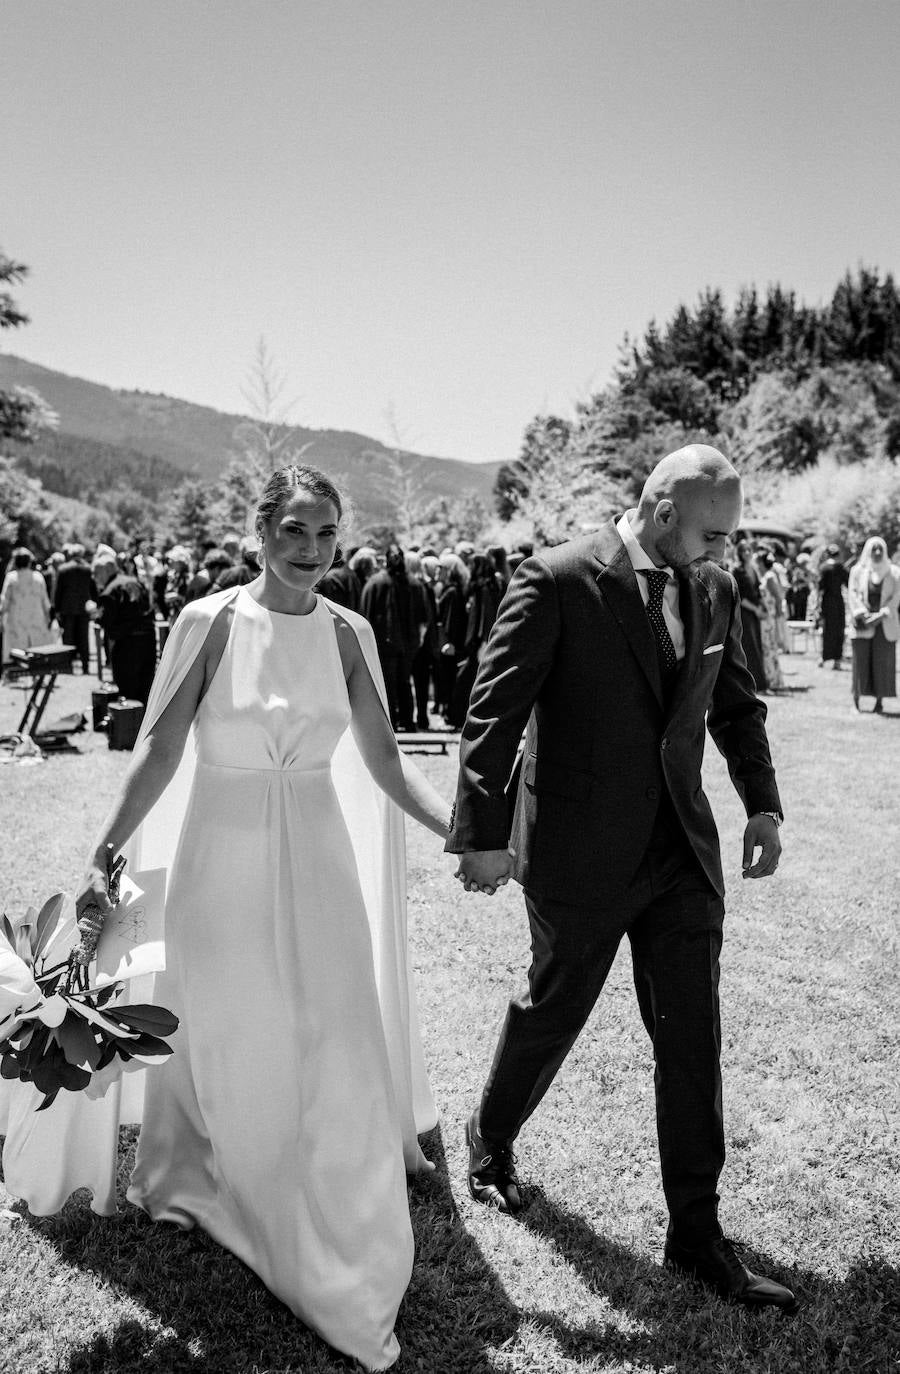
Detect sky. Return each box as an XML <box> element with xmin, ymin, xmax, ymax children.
<box><xmin>3</xmin><ymin>0</ymin><xmax>899</xmax><ymax>464</ymax></box>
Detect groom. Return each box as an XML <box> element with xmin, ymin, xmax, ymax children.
<box><xmin>446</xmin><ymin>445</ymin><xmax>796</xmax><ymax>1311</ymax></box>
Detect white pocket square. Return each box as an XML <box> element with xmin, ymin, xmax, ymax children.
<box><xmin>702</xmin><ymin>643</ymin><xmax>724</xmax><ymax>655</ymax></box>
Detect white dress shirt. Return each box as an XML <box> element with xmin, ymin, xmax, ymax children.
<box><xmin>615</xmin><ymin>512</ymin><xmax>686</xmax><ymax>662</ymax></box>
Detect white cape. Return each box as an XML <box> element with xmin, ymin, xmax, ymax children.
<box><xmin>0</xmin><ymin>587</ymin><xmax>436</xmax><ymax>1215</ymax></box>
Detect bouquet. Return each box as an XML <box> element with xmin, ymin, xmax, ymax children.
<box><xmin>0</xmin><ymin>847</ymin><xmax>178</xmax><ymax>1111</ymax></box>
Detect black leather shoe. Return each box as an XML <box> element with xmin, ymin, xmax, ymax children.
<box><xmin>465</xmin><ymin>1111</ymin><xmax>522</xmax><ymax>1215</ymax></box>
<box><xmin>665</xmin><ymin>1234</ymin><xmax>797</xmax><ymax>1311</ymax></box>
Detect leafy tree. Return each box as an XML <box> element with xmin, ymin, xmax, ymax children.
<box><xmin>0</xmin><ymin>455</ymin><xmax>62</xmax><ymax>564</ymax></box>
<box><xmin>410</xmin><ymin>491</ymin><xmax>491</xmax><ymax>549</ymax></box>
<box><xmin>0</xmin><ymin>249</ymin><xmax>57</xmax><ymax>444</ymax></box>
<box><xmin>165</xmin><ymin>479</ymin><xmax>212</xmax><ymax>552</ymax></box>
<box><xmin>0</xmin><ymin>251</ymin><xmax>29</xmax><ymax>331</ymax></box>
<box><xmin>492</xmin><ymin>462</ymin><xmax>530</xmax><ymax>520</ymax></box>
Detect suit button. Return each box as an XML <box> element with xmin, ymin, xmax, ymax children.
<box><xmin>646</xmin><ymin>786</ymin><xmax>659</xmax><ymax>800</ymax></box>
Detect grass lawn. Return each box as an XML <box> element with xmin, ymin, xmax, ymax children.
<box><xmin>1</xmin><ymin>651</ymin><xmax>898</xmax><ymax>1373</ymax></box>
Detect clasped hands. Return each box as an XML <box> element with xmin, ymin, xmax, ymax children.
<box><xmin>455</xmin><ymin>818</ymin><xmax>781</xmax><ymax>893</ymax></box>
<box><xmin>454</xmin><ymin>847</ymin><xmax>516</xmax><ymax>896</ymax></box>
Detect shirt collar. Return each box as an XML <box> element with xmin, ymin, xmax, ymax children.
<box><xmin>615</xmin><ymin>512</ymin><xmax>675</xmax><ymax>581</ymax></box>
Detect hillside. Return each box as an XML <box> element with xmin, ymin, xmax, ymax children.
<box><xmin>0</xmin><ymin>355</ymin><xmax>499</xmax><ymax>518</ymax></box>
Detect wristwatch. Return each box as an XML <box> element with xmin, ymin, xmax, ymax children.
<box><xmin>756</xmin><ymin>811</ymin><xmax>783</xmax><ymax>828</ymax></box>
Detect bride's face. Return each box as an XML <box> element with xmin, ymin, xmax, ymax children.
<box><xmin>261</xmin><ymin>489</ymin><xmax>340</xmax><ymax>592</ymax></box>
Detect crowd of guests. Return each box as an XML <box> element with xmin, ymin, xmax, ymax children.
<box><xmin>730</xmin><ymin>534</ymin><xmax>900</xmax><ymax>712</ymax></box>
<box><xmin>318</xmin><ymin>538</ymin><xmax>528</xmax><ymax>731</ymax></box>
<box><xmin>2</xmin><ymin>526</ymin><xmax>898</xmax><ymax>724</ymax></box>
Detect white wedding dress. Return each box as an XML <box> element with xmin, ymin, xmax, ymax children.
<box><xmin>1</xmin><ymin>587</ymin><xmax>436</xmax><ymax>1372</ymax></box>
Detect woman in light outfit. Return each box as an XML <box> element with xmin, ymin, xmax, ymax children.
<box><xmin>848</xmin><ymin>536</ymin><xmax>900</xmax><ymax>714</ymax></box>
<box><xmin>0</xmin><ymin>546</ymin><xmax>51</xmax><ymax>666</ymax></box>
<box><xmin>3</xmin><ymin>465</ymin><xmax>451</xmax><ymax>1372</ymax></box>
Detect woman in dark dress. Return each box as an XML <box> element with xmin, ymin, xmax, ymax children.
<box><xmin>447</xmin><ymin>553</ymin><xmax>503</xmax><ymax>728</ymax></box>
<box><xmin>434</xmin><ymin>553</ymin><xmax>468</xmax><ymax>724</ymax></box>
<box><xmin>731</xmin><ymin>539</ymin><xmax>766</xmax><ymax>693</ymax></box>
<box><xmin>817</xmin><ymin>544</ymin><xmax>848</xmax><ymax>669</ymax></box>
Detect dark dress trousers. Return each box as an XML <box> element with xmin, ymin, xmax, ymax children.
<box><xmin>446</xmin><ymin>523</ymin><xmax>781</xmax><ymax>1241</ymax></box>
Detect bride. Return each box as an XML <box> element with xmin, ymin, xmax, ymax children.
<box><xmin>6</xmin><ymin>464</ymin><xmax>451</xmax><ymax>1372</ymax></box>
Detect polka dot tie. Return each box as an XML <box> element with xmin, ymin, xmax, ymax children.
<box><xmin>643</xmin><ymin>569</ymin><xmax>678</xmax><ymax>672</ymax></box>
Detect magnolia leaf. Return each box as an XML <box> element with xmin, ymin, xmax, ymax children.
<box><xmin>57</xmin><ymin>1012</ymin><xmax>102</xmax><ymax>1070</ymax></box>
<box><xmin>58</xmin><ymin>1059</ymin><xmax>91</xmax><ymax>1092</ymax></box>
<box><xmin>95</xmin><ymin>986</ymin><xmax>121</xmax><ymax>1007</ymax></box>
<box><xmin>31</xmin><ymin>1056</ymin><xmax>65</xmax><ymax>1097</ymax></box>
<box><xmin>116</xmin><ymin>1031</ymin><xmax>174</xmax><ymax>1057</ymax></box>
<box><xmin>16</xmin><ymin>914</ymin><xmax>36</xmax><ymax>964</ymax></box>
<box><xmin>34</xmin><ymin>893</ymin><xmax>67</xmax><ymax>953</ymax></box>
<box><xmin>113</xmin><ymin>1006</ymin><xmax>179</xmax><ymax>1037</ymax></box>
<box><xmin>36</xmin><ymin>994</ymin><xmax>68</xmax><ymax>1027</ymax></box>
<box><xmin>22</xmin><ymin>1023</ymin><xmax>50</xmax><ymax>1070</ymax></box>
<box><xmin>0</xmin><ymin>939</ymin><xmax>40</xmax><ymax>1019</ymax></box>
<box><xmin>69</xmin><ymin>1000</ymin><xmax>140</xmax><ymax>1038</ymax></box>
<box><xmin>82</xmin><ymin>1054</ymin><xmax>146</xmax><ymax>1100</ymax></box>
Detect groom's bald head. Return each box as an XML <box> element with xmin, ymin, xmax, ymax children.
<box><xmin>634</xmin><ymin>445</ymin><xmax>743</xmax><ymax>569</ymax></box>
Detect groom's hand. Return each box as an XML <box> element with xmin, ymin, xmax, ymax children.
<box><xmin>455</xmin><ymin>848</ymin><xmax>515</xmax><ymax>896</ymax></box>
<box><xmin>741</xmin><ymin>814</ymin><xmax>782</xmax><ymax>879</ymax></box>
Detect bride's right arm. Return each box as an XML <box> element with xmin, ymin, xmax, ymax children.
<box><xmin>76</xmin><ymin>642</ymin><xmax>209</xmax><ymax>919</ymax></box>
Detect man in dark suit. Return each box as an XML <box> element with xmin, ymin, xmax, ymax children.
<box><xmin>53</xmin><ymin>543</ymin><xmax>95</xmax><ymax>673</ymax></box>
<box><xmin>446</xmin><ymin>446</ymin><xmax>795</xmax><ymax>1311</ymax></box>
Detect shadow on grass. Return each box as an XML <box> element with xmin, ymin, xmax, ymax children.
<box><xmin>5</xmin><ymin>1126</ymin><xmax>899</xmax><ymax>1373</ymax></box>
<box><xmin>518</xmin><ymin>1185</ymin><xmax>900</xmax><ymax>1371</ymax></box>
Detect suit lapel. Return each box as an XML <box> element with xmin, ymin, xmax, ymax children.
<box><xmin>593</xmin><ymin>530</ymin><xmax>663</xmax><ymax>705</ymax></box>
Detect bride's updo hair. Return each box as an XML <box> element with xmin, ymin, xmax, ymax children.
<box><xmin>255</xmin><ymin>463</ymin><xmax>345</xmax><ymax>528</ymax></box>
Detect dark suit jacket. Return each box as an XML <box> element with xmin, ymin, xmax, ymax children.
<box><xmin>445</xmin><ymin>523</ymin><xmax>782</xmax><ymax>906</ymax></box>
<box><xmin>53</xmin><ymin>560</ymin><xmax>95</xmax><ymax>616</ymax></box>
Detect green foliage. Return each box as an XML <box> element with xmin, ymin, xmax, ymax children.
<box><xmin>0</xmin><ymin>455</ymin><xmax>63</xmax><ymax>562</ymax></box>
<box><xmin>408</xmin><ymin>490</ymin><xmax>491</xmax><ymax>549</ymax></box>
<box><xmin>164</xmin><ymin>479</ymin><xmax>212</xmax><ymax>550</ymax></box>
<box><xmin>511</xmin><ymin>267</ymin><xmax>900</xmax><ymax>548</ymax></box>
<box><xmin>0</xmin><ymin>385</ymin><xmax>58</xmax><ymax>444</ymax></box>
<box><xmin>0</xmin><ymin>251</ymin><xmax>30</xmax><ymax>331</ymax></box>
<box><xmin>12</xmin><ymin>429</ymin><xmax>184</xmax><ymax>502</ymax></box>
<box><xmin>492</xmin><ymin>462</ymin><xmax>530</xmax><ymax>521</ymax></box>
<box><xmin>761</xmin><ymin>454</ymin><xmax>900</xmax><ymax>557</ymax></box>
<box><xmin>0</xmin><ymin>248</ymin><xmax>57</xmax><ymax>445</ymax></box>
